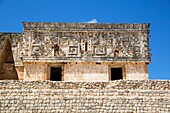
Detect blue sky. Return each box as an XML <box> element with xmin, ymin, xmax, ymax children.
<box><xmin>0</xmin><ymin>0</ymin><xmax>170</xmax><ymax>80</ymax></box>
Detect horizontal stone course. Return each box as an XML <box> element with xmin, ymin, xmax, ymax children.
<box><xmin>0</xmin><ymin>80</ymin><xmax>169</xmax><ymax>90</ymax></box>
<box><xmin>23</xmin><ymin>22</ymin><xmax>150</xmax><ymax>31</ymax></box>
<box><xmin>0</xmin><ymin>80</ymin><xmax>170</xmax><ymax>113</ymax></box>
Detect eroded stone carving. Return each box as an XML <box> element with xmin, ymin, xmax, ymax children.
<box><xmin>69</xmin><ymin>46</ymin><xmax>78</xmax><ymax>55</ymax></box>
<box><xmin>0</xmin><ymin>23</ymin><xmax>151</xmax><ymax>81</ymax></box>
<box><xmin>0</xmin><ymin>23</ymin><xmax>151</xmax><ymax>64</ymax></box>
<box><xmin>20</xmin><ymin>30</ymin><xmax>150</xmax><ymax>60</ymax></box>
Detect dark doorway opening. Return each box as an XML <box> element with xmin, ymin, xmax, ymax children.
<box><xmin>50</xmin><ymin>67</ymin><xmax>62</xmax><ymax>81</ymax></box>
<box><xmin>85</xmin><ymin>42</ymin><xmax>88</xmax><ymax>52</ymax></box>
<box><xmin>111</xmin><ymin>68</ymin><xmax>123</xmax><ymax>80</ymax></box>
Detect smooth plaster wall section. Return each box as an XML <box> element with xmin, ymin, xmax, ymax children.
<box><xmin>23</xmin><ymin>63</ymin><xmax>45</xmax><ymax>80</ymax></box>
<box><xmin>64</xmin><ymin>63</ymin><xmax>109</xmax><ymax>82</ymax></box>
<box><xmin>125</xmin><ymin>64</ymin><xmax>148</xmax><ymax>80</ymax></box>
<box><xmin>21</xmin><ymin>63</ymin><xmax>149</xmax><ymax>81</ymax></box>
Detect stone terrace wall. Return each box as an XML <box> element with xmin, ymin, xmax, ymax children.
<box><xmin>0</xmin><ymin>80</ymin><xmax>170</xmax><ymax>113</ymax></box>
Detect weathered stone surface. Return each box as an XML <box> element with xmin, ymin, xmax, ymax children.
<box><xmin>0</xmin><ymin>38</ymin><xmax>11</xmax><ymax>72</ymax></box>
<box><xmin>0</xmin><ymin>37</ymin><xmax>18</xmax><ymax>80</ymax></box>
<box><xmin>0</xmin><ymin>23</ymin><xmax>151</xmax><ymax>81</ymax></box>
<box><xmin>64</xmin><ymin>63</ymin><xmax>109</xmax><ymax>82</ymax></box>
<box><xmin>0</xmin><ymin>23</ymin><xmax>151</xmax><ymax>64</ymax></box>
<box><xmin>0</xmin><ymin>80</ymin><xmax>169</xmax><ymax>112</ymax></box>
<box><xmin>20</xmin><ymin>22</ymin><xmax>150</xmax><ymax>62</ymax></box>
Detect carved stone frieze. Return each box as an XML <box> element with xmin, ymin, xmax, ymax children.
<box><xmin>0</xmin><ymin>23</ymin><xmax>151</xmax><ymax>63</ymax></box>
<box><xmin>19</xmin><ymin>30</ymin><xmax>150</xmax><ymax>61</ymax></box>
<box><xmin>94</xmin><ymin>46</ymin><xmax>106</xmax><ymax>55</ymax></box>
<box><xmin>69</xmin><ymin>46</ymin><xmax>78</xmax><ymax>55</ymax></box>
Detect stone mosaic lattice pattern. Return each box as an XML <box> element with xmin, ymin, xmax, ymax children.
<box><xmin>0</xmin><ymin>23</ymin><xmax>151</xmax><ymax>65</ymax></box>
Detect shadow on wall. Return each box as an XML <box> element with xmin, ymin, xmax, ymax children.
<box><xmin>0</xmin><ymin>37</ymin><xmax>18</xmax><ymax>80</ymax></box>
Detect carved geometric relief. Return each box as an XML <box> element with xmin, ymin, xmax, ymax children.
<box><xmin>17</xmin><ymin>44</ymin><xmax>27</xmax><ymax>59</ymax></box>
<box><xmin>106</xmin><ymin>39</ymin><xmax>113</xmax><ymax>45</ymax></box>
<box><xmin>44</xmin><ymin>48</ymin><xmax>52</xmax><ymax>57</ymax></box>
<box><xmin>33</xmin><ymin>32</ymin><xmax>44</xmax><ymax>43</ymax></box>
<box><xmin>81</xmin><ymin>40</ymin><xmax>86</xmax><ymax>51</ymax></box>
<box><xmin>44</xmin><ymin>35</ymin><xmax>51</xmax><ymax>42</ymax></box>
<box><xmin>52</xmin><ymin>44</ymin><xmax>60</xmax><ymax>56</ymax></box>
<box><xmin>19</xmin><ymin>49</ymin><xmax>28</xmax><ymax>57</ymax></box>
<box><xmin>87</xmin><ymin>40</ymin><xmax>92</xmax><ymax>51</ymax></box>
<box><xmin>106</xmin><ymin>46</ymin><xmax>113</xmax><ymax>57</ymax></box>
<box><xmin>93</xmin><ymin>38</ymin><xmax>100</xmax><ymax>45</ymax></box>
<box><xmin>113</xmin><ymin>48</ymin><xmax>119</xmax><ymax>57</ymax></box>
<box><xmin>59</xmin><ymin>37</ymin><xmax>68</xmax><ymax>46</ymax></box>
<box><xmin>31</xmin><ymin>45</ymin><xmax>41</xmax><ymax>56</ymax></box>
<box><xmin>94</xmin><ymin>46</ymin><xmax>106</xmax><ymax>55</ymax></box>
<box><xmin>69</xmin><ymin>38</ymin><xmax>78</xmax><ymax>45</ymax></box>
<box><xmin>69</xmin><ymin>46</ymin><xmax>78</xmax><ymax>55</ymax></box>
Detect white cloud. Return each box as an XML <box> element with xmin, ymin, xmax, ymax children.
<box><xmin>86</xmin><ymin>19</ymin><xmax>98</xmax><ymax>23</ymax></box>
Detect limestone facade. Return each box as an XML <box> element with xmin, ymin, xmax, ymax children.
<box><xmin>0</xmin><ymin>80</ymin><xmax>170</xmax><ymax>112</ymax></box>
<box><xmin>0</xmin><ymin>22</ymin><xmax>151</xmax><ymax>81</ymax></box>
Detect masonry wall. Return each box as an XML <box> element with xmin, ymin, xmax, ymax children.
<box><xmin>0</xmin><ymin>37</ymin><xmax>18</xmax><ymax>80</ymax></box>
<box><xmin>16</xmin><ymin>62</ymin><xmax>148</xmax><ymax>81</ymax></box>
<box><xmin>0</xmin><ymin>64</ymin><xmax>18</xmax><ymax>80</ymax></box>
<box><xmin>125</xmin><ymin>64</ymin><xmax>148</xmax><ymax>80</ymax></box>
<box><xmin>0</xmin><ymin>80</ymin><xmax>169</xmax><ymax>113</ymax></box>
<box><xmin>0</xmin><ymin>23</ymin><xmax>151</xmax><ymax>81</ymax></box>
<box><xmin>23</xmin><ymin>63</ymin><xmax>46</xmax><ymax>80</ymax></box>
<box><xmin>64</xmin><ymin>63</ymin><xmax>109</xmax><ymax>82</ymax></box>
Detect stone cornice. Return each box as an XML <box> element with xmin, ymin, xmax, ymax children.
<box><xmin>23</xmin><ymin>22</ymin><xmax>150</xmax><ymax>31</ymax></box>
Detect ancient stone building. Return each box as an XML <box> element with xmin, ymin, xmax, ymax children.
<box><xmin>0</xmin><ymin>22</ymin><xmax>151</xmax><ymax>81</ymax></box>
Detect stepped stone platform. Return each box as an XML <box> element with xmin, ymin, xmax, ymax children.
<box><xmin>0</xmin><ymin>80</ymin><xmax>170</xmax><ymax>113</ymax></box>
